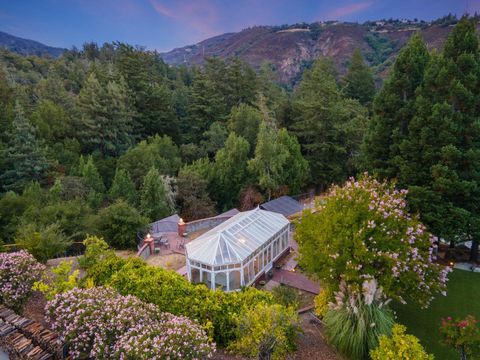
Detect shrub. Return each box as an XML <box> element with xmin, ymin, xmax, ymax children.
<box><xmin>440</xmin><ymin>315</ymin><xmax>480</xmax><ymax>360</ymax></box>
<box><xmin>33</xmin><ymin>261</ymin><xmax>80</xmax><ymax>300</ymax></box>
<box><xmin>370</xmin><ymin>324</ymin><xmax>433</xmax><ymax>360</ymax></box>
<box><xmin>228</xmin><ymin>303</ymin><xmax>300</xmax><ymax>360</ymax></box>
<box><xmin>0</xmin><ymin>250</ymin><xmax>45</xmax><ymax>310</ymax></box>
<box><xmin>15</xmin><ymin>222</ymin><xmax>72</xmax><ymax>262</ymax></box>
<box><xmin>323</xmin><ymin>279</ymin><xmax>394</xmax><ymax>360</ymax></box>
<box><xmin>46</xmin><ymin>287</ymin><xmax>214</xmax><ymax>359</ymax></box>
<box><xmin>272</xmin><ymin>285</ymin><xmax>299</xmax><ymax>309</ymax></box>
<box><xmin>314</xmin><ymin>287</ymin><xmax>333</xmax><ymax>319</ymax></box>
<box><xmin>77</xmin><ymin>235</ymin><xmax>114</xmax><ymax>270</ymax></box>
<box><xmin>83</xmin><ymin>241</ymin><xmax>274</xmax><ymax>346</ymax></box>
<box><xmin>296</xmin><ymin>175</ymin><xmax>451</xmax><ymax>307</ymax></box>
<box><xmin>92</xmin><ymin>200</ymin><xmax>148</xmax><ymax>249</ymax></box>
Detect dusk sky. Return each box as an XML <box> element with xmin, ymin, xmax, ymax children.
<box><xmin>0</xmin><ymin>0</ymin><xmax>478</xmax><ymax>52</ymax></box>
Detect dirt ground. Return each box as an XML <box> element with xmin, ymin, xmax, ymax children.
<box><xmin>145</xmin><ymin>253</ymin><xmax>186</xmax><ymax>270</ymax></box>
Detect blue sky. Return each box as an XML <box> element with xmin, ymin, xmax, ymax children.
<box><xmin>0</xmin><ymin>0</ymin><xmax>477</xmax><ymax>52</ymax></box>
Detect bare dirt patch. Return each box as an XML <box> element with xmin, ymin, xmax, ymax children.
<box><xmin>146</xmin><ymin>253</ymin><xmax>186</xmax><ymax>271</ymax></box>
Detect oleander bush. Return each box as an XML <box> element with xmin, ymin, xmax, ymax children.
<box><xmin>370</xmin><ymin>324</ymin><xmax>433</xmax><ymax>360</ymax></box>
<box><xmin>46</xmin><ymin>287</ymin><xmax>215</xmax><ymax>359</ymax></box>
<box><xmin>0</xmin><ymin>250</ymin><xmax>45</xmax><ymax>310</ymax></box>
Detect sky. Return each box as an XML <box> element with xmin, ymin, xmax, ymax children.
<box><xmin>0</xmin><ymin>0</ymin><xmax>478</xmax><ymax>52</ymax></box>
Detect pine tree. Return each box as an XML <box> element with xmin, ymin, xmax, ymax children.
<box><xmin>397</xmin><ymin>17</ymin><xmax>480</xmax><ymax>260</ymax></box>
<box><xmin>291</xmin><ymin>58</ymin><xmax>367</xmax><ymax>188</ymax></box>
<box><xmin>79</xmin><ymin>155</ymin><xmax>105</xmax><ymax>208</ymax></box>
<box><xmin>342</xmin><ymin>49</ymin><xmax>376</xmax><ymax>106</ymax></box>
<box><xmin>140</xmin><ymin>167</ymin><xmax>175</xmax><ymax>221</ymax></box>
<box><xmin>0</xmin><ymin>103</ymin><xmax>48</xmax><ymax>193</ymax></box>
<box><xmin>360</xmin><ymin>33</ymin><xmax>429</xmax><ymax>178</ymax></box>
<box><xmin>214</xmin><ymin>133</ymin><xmax>250</xmax><ymax>210</ymax></box>
<box><xmin>109</xmin><ymin>168</ymin><xmax>137</xmax><ymax>206</ymax></box>
<box><xmin>77</xmin><ymin>73</ymin><xmax>133</xmax><ymax>156</ymax></box>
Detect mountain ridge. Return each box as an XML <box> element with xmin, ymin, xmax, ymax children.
<box><xmin>160</xmin><ymin>18</ymin><xmax>477</xmax><ymax>85</ymax></box>
<box><xmin>0</xmin><ymin>31</ymin><xmax>65</xmax><ymax>58</ymax></box>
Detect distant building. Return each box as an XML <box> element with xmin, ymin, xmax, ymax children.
<box><xmin>185</xmin><ymin>208</ymin><xmax>290</xmax><ymax>291</ymax></box>
<box><xmin>260</xmin><ymin>195</ymin><xmax>304</xmax><ymax>218</ymax></box>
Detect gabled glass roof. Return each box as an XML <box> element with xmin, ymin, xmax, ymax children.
<box><xmin>186</xmin><ymin>207</ymin><xmax>289</xmax><ymax>266</ymax></box>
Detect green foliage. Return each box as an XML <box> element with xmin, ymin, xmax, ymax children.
<box><xmin>370</xmin><ymin>324</ymin><xmax>434</xmax><ymax>360</ymax></box>
<box><xmin>176</xmin><ymin>167</ymin><xmax>216</xmax><ymax>221</ymax></box>
<box><xmin>117</xmin><ymin>135</ymin><xmax>181</xmax><ymax>187</ymax></box>
<box><xmin>92</xmin><ymin>200</ymin><xmax>148</xmax><ymax>249</ymax></box>
<box><xmin>77</xmin><ymin>236</ymin><xmax>114</xmax><ymax>270</ymax></box>
<box><xmin>33</xmin><ymin>260</ymin><xmax>80</xmax><ymax>300</ymax></box>
<box><xmin>324</xmin><ymin>281</ymin><xmax>394</xmax><ymax>360</ymax></box>
<box><xmin>140</xmin><ymin>167</ymin><xmax>175</xmax><ymax>221</ymax></box>
<box><xmin>360</xmin><ymin>32</ymin><xmax>429</xmax><ymax>178</ymax></box>
<box><xmin>213</xmin><ymin>133</ymin><xmax>250</xmax><ymax>210</ymax></box>
<box><xmin>228</xmin><ymin>103</ymin><xmax>262</xmax><ymax>151</ymax></box>
<box><xmin>291</xmin><ymin>58</ymin><xmax>367</xmax><ymax>188</ymax></box>
<box><xmin>249</xmin><ymin>123</ymin><xmax>309</xmax><ymax>199</ymax></box>
<box><xmin>15</xmin><ymin>222</ymin><xmax>72</xmax><ymax>263</ymax></box>
<box><xmin>364</xmin><ymin>32</ymin><xmax>396</xmax><ymax>66</ymax></box>
<box><xmin>228</xmin><ymin>303</ymin><xmax>300</xmax><ymax>360</ymax></box>
<box><xmin>314</xmin><ymin>287</ymin><xmax>333</xmax><ymax>319</ymax></box>
<box><xmin>295</xmin><ymin>175</ymin><xmax>450</xmax><ymax>307</ymax></box>
<box><xmin>77</xmin><ymin>72</ymin><xmax>133</xmax><ymax>156</ymax></box>
<box><xmin>342</xmin><ymin>49</ymin><xmax>376</xmax><ymax>106</ymax></box>
<box><xmin>79</xmin><ymin>155</ymin><xmax>105</xmax><ymax>208</ymax></box>
<box><xmin>83</xmin><ymin>244</ymin><xmax>274</xmax><ymax>346</ymax></box>
<box><xmin>108</xmin><ymin>168</ymin><xmax>137</xmax><ymax>206</ymax></box>
<box><xmin>0</xmin><ymin>103</ymin><xmax>49</xmax><ymax>193</ymax></box>
<box><xmin>201</xmin><ymin>122</ymin><xmax>228</xmax><ymax>158</ymax></box>
<box><xmin>271</xmin><ymin>285</ymin><xmax>299</xmax><ymax>309</ymax></box>
<box><xmin>440</xmin><ymin>315</ymin><xmax>480</xmax><ymax>359</ymax></box>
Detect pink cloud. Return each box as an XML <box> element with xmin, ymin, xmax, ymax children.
<box><xmin>149</xmin><ymin>0</ymin><xmax>220</xmax><ymax>39</ymax></box>
<box><xmin>325</xmin><ymin>1</ymin><xmax>374</xmax><ymax>20</ymax></box>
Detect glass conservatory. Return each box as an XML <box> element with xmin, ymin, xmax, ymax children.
<box><xmin>185</xmin><ymin>208</ymin><xmax>290</xmax><ymax>291</ymax></box>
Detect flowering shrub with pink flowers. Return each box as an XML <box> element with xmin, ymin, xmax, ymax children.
<box><xmin>46</xmin><ymin>287</ymin><xmax>215</xmax><ymax>359</ymax></box>
<box><xmin>440</xmin><ymin>315</ymin><xmax>480</xmax><ymax>360</ymax></box>
<box><xmin>0</xmin><ymin>250</ymin><xmax>45</xmax><ymax>310</ymax></box>
<box><xmin>296</xmin><ymin>174</ymin><xmax>451</xmax><ymax>307</ymax></box>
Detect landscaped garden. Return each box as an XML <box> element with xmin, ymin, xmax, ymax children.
<box><xmin>393</xmin><ymin>269</ymin><xmax>480</xmax><ymax>360</ymax></box>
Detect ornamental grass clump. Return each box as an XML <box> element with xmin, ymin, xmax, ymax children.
<box><xmin>324</xmin><ymin>279</ymin><xmax>394</xmax><ymax>360</ymax></box>
<box><xmin>46</xmin><ymin>287</ymin><xmax>215</xmax><ymax>359</ymax></box>
<box><xmin>0</xmin><ymin>250</ymin><xmax>45</xmax><ymax>310</ymax></box>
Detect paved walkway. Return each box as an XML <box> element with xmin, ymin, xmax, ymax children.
<box><xmin>0</xmin><ymin>350</ymin><xmax>8</xmax><ymax>360</ymax></box>
<box><xmin>272</xmin><ymin>269</ymin><xmax>320</xmax><ymax>294</ymax></box>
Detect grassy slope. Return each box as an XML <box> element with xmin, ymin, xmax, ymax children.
<box><xmin>392</xmin><ymin>270</ymin><xmax>480</xmax><ymax>360</ymax></box>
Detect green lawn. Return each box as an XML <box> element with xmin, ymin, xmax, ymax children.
<box><xmin>392</xmin><ymin>270</ymin><xmax>480</xmax><ymax>360</ymax></box>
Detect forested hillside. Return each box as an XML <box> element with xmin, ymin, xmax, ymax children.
<box><xmin>161</xmin><ymin>14</ymin><xmax>477</xmax><ymax>85</ymax></box>
<box><xmin>0</xmin><ymin>31</ymin><xmax>65</xmax><ymax>58</ymax></box>
<box><xmin>0</xmin><ymin>16</ymin><xmax>479</xmax><ymax>264</ymax></box>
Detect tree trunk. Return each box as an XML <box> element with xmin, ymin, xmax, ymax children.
<box><xmin>470</xmin><ymin>238</ymin><xmax>479</xmax><ymax>263</ymax></box>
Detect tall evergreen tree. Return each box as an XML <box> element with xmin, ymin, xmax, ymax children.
<box><xmin>360</xmin><ymin>33</ymin><xmax>430</xmax><ymax>178</ymax></box>
<box><xmin>109</xmin><ymin>168</ymin><xmax>137</xmax><ymax>206</ymax></box>
<box><xmin>397</xmin><ymin>18</ymin><xmax>480</xmax><ymax>260</ymax></box>
<box><xmin>248</xmin><ymin>123</ymin><xmax>309</xmax><ymax>199</ymax></box>
<box><xmin>77</xmin><ymin>73</ymin><xmax>133</xmax><ymax>156</ymax></box>
<box><xmin>79</xmin><ymin>155</ymin><xmax>105</xmax><ymax>208</ymax></box>
<box><xmin>176</xmin><ymin>168</ymin><xmax>216</xmax><ymax>221</ymax></box>
<box><xmin>0</xmin><ymin>103</ymin><xmax>48</xmax><ymax>193</ymax></box>
<box><xmin>228</xmin><ymin>104</ymin><xmax>262</xmax><ymax>152</ymax></box>
<box><xmin>214</xmin><ymin>133</ymin><xmax>250</xmax><ymax>210</ymax></box>
<box><xmin>342</xmin><ymin>49</ymin><xmax>376</xmax><ymax>106</ymax></box>
<box><xmin>140</xmin><ymin>166</ymin><xmax>175</xmax><ymax>221</ymax></box>
<box><xmin>291</xmin><ymin>58</ymin><xmax>367</xmax><ymax>189</ymax></box>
